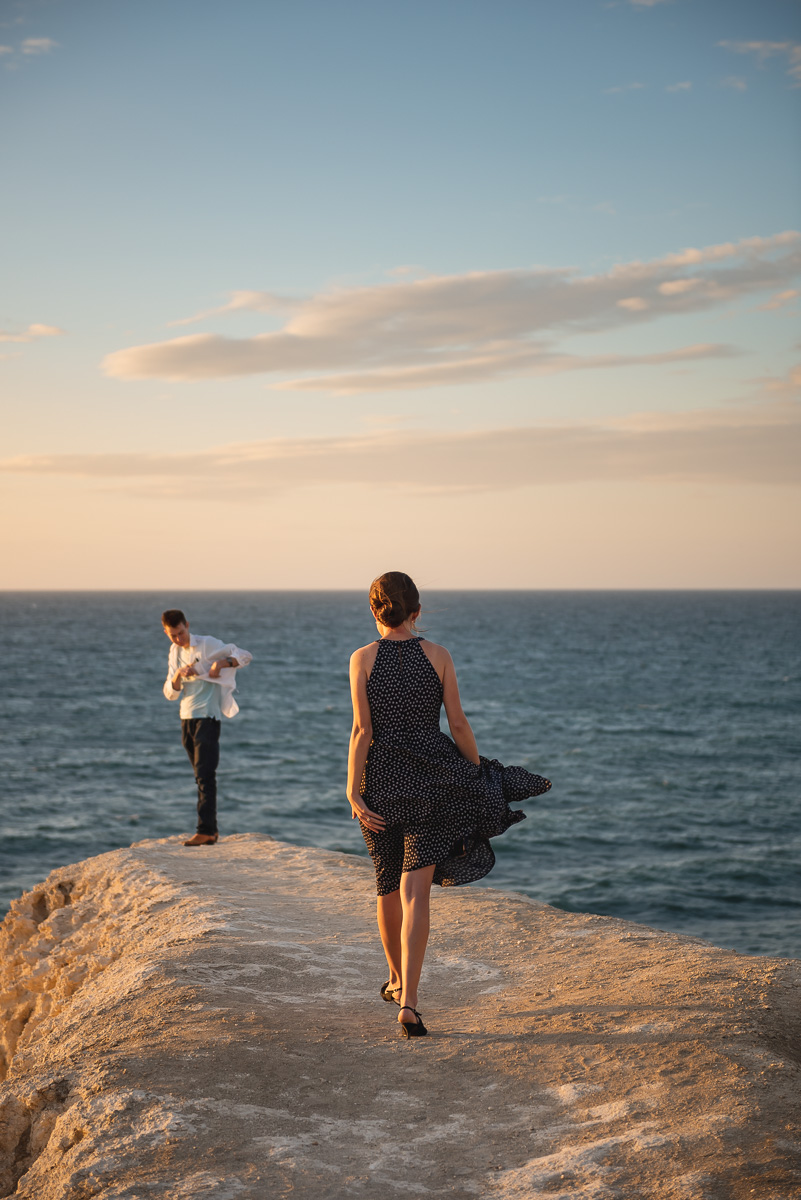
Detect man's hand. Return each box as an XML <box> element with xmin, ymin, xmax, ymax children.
<box><xmin>209</xmin><ymin>655</ymin><xmax>238</xmax><ymax>679</ymax></box>
<box><xmin>172</xmin><ymin>664</ymin><xmax>198</xmax><ymax>689</ymax></box>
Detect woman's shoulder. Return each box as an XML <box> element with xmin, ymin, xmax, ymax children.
<box><xmin>350</xmin><ymin>640</ymin><xmax>380</xmax><ymax>668</ymax></box>
<box><xmin>418</xmin><ymin>639</ymin><xmax>452</xmax><ymax>666</ymax></box>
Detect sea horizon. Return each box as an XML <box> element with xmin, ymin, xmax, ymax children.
<box><xmin>3</xmin><ymin>589</ymin><xmax>798</xmax><ymax>959</ymax></box>
<box><xmin>4</xmin><ymin>587</ymin><xmax>800</xmax><ymax>594</ymax></box>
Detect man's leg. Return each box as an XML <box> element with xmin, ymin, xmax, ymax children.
<box><xmin>191</xmin><ymin>718</ymin><xmax>220</xmax><ymax>835</ymax></box>
<box><xmin>181</xmin><ymin>720</ymin><xmax>197</xmax><ymax>771</ymax></box>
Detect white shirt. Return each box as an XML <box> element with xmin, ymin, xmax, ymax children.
<box><xmin>163</xmin><ymin>633</ymin><xmax>253</xmax><ymax>718</ymax></box>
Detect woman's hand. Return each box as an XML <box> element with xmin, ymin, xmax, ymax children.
<box><xmin>348</xmin><ymin>796</ymin><xmax>386</xmax><ymax>831</ymax></box>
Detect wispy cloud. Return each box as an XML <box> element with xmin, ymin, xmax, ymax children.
<box><xmin>277</xmin><ymin>345</ymin><xmax>734</xmax><ymax>395</ymax></box>
<box><xmin>758</xmin><ymin>289</ymin><xmax>799</xmax><ymax>312</ymax></box>
<box><xmin>2</xmin><ymin>402</ymin><xmax>796</xmax><ymax>499</ymax></box>
<box><xmin>629</xmin><ymin>0</ymin><xmax>672</xmax><ymax>8</ymax></box>
<box><xmin>761</xmin><ymin>364</ymin><xmax>801</xmax><ymax>394</ymax></box>
<box><xmin>167</xmin><ymin>290</ymin><xmax>299</xmax><ymax>327</ymax></box>
<box><xmin>102</xmin><ymin>232</ymin><xmax>801</xmax><ymax>391</ymax></box>
<box><xmin>603</xmin><ymin>82</ymin><xmax>644</xmax><ymax>94</ymax></box>
<box><xmin>721</xmin><ymin>75</ymin><xmax>747</xmax><ymax>91</ymax></box>
<box><xmin>387</xmin><ymin>265</ymin><xmax>429</xmax><ymax>279</ymax></box>
<box><xmin>719</xmin><ymin>40</ymin><xmax>801</xmax><ymax>85</ymax></box>
<box><xmin>0</xmin><ymin>323</ymin><xmax>65</xmax><ymax>344</ymax></box>
<box><xmin>666</xmin><ymin>81</ymin><xmax>692</xmax><ymax>92</ymax></box>
<box><xmin>21</xmin><ymin>37</ymin><xmax>57</xmax><ymax>55</ymax></box>
<box><xmin>658</xmin><ymin>278</ymin><xmax>704</xmax><ymax>296</ymax></box>
<box><xmin>2</xmin><ymin>36</ymin><xmax>58</xmax><ymax>68</ymax></box>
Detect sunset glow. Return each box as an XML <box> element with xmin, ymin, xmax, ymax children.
<box><xmin>3</xmin><ymin>0</ymin><xmax>799</xmax><ymax>588</ymax></box>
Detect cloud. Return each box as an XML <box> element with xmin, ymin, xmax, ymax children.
<box><xmin>0</xmin><ymin>323</ymin><xmax>65</xmax><ymax>344</ymax></box>
<box><xmin>0</xmin><ymin>45</ymin><xmax>13</xmax><ymax>55</ymax></box>
<box><xmin>719</xmin><ymin>40</ymin><xmax>801</xmax><ymax>85</ymax></box>
<box><xmin>666</xmin><ymin>81</ymin><xmax>692</xmax><ymax>92</ymax></box>
<box><xmin>21</xmin><ymin>37</ymin><xmax>57</xmax><ymax>54</ymax></box>
<box><xmin>646</xmin><ymin>232</ymin><xmax>798</xmax><ymax>267</ymax></box>
<box><xmin>721</xmin><ymin>76</ymin><xmax>747</xmax><ymax>91</ymax></box>
<box><xmin>102</xmin><ymin>233</ymin><xmax>801</xmax><ymax>391</ymax></box>
<box><xmin>658</xmin><ymin>278</ymin><xmax>705</xmax><ymax>296</ymax></box>
<box><xmin>629</xmin><ymin>0</ymin><xmax>671</xmax><ymax>7</ymax></box>
<box><xmin>168</xmin><ymin>290</ymin><xmax>299</xmax><ymax>327</ymax></box>
<box><xmin>276</xmin><ymin>345</ymin><xmax>734</xmax><ymax>395</ymax></box>
<box><xmin>3</xmin><ymin>401</ymin><xmax>797</xmax><ymax>499</ymax></box>
<box><xmin>603</xmin><ymin>82</ymin><xmax>645</xmax><ymax>94</ymax></box>
<box><xmin>387</xmin><ymin>265</ymin><xmax>429</xmax><ymax>279</ymax></box>
<box><xmin>758</xmin><ymin>289</ymin><xmax>799</xmax><ymax>311</ymax></box>
<box><xmin>755</xmin><ymin>364</ymin><xmax>801</xmax><ymax>396</ymax></box>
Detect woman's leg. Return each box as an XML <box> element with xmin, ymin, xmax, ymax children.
<box><xmin>365</xmin><ymin>823</ymin><xmax>405</xmax><ymax>994</ymax></box>
<box><xmin>377</xmin><ymin>891</ymin><xmax>402</xmax><ymax>991</ymax></box>
<box><xmin>398</xmin><ymin>864</ymin><xmax>436</xmax><ymax>1022</ymax></box>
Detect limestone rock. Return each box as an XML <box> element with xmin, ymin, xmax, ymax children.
<box><xmin>1</xmin><ymin>834</ymin><xmax>799</xmax><ymax>1198</ymax></box>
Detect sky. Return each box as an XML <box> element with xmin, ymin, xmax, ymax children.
<box><xmin>2</xmin><ymin>0</ymin><xmax>800</xmax><ymax>589</ymax></box>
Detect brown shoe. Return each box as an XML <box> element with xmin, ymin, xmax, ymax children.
<box><xmin>183</xmin><ymin>832</ymin><xmax>219</xmax><ymax>846</ymax></box>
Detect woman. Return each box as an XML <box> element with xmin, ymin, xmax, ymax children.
<box><xmin>347</xmin><ymin>572</ymin><xmax>551</xmax><ymax>1038</ymax></box>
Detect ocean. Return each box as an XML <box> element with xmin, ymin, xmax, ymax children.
<box><xmin>1</xmin><ymin>590</ymin><xmax>798</xmax><ymax>958</ymax></box>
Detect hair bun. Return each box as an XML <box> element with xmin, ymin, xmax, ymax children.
<box><xmin>370</xmin><ymin>572</ymin><xmax>420</xmax><ymax>629</ymax></box>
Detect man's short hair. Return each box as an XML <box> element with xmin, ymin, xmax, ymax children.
<box><xmin>162</xmin><ymin>609</ymin><xmax>187</xmax><ymax>628</ymax></box>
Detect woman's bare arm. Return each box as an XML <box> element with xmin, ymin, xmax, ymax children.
<box><xmin>346</xmin><ymin>647</ymin><xmax>386</xmax><ymax>830</ymax></box>
<box><xmin>438</xmin><ymin>648</ymin><xmax>480</xmax><ymax>766</ymax></box>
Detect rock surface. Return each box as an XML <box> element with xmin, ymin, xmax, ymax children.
<box><xmin>0</xmin><ymin>833</ymin><xmax>799</xmax><ymax>1199</ymax></box>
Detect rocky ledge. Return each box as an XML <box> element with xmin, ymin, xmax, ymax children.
<box><xmin>0</xmin><ymin>834</ymin><xmax>799</xmax><ymax>1199</ymax></box>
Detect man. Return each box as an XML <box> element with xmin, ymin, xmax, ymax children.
<box><xmin>162</xmin><ymin>609</ymin><xmax>252</xmax><ymax>846</ymax></box>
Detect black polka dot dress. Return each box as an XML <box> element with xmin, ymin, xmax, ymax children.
<box><xmin>359</xmin><ymin>637</ymin><xmax>551</xmax><ymax>895</ymax></box>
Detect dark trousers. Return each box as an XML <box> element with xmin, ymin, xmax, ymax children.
<box><xmin>181</xmin><ymin>718</ymin><xmax>221</xmax><ymax>834</ymax></box>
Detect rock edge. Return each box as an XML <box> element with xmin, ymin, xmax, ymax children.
<box><xmin>1</xmin><ymin>834</ymin><xmax>799</xmax><ymax>1199</ymax></box>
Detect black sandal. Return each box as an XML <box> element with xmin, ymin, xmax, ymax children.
<box><xmin>380</xmin><ymin>981</ymin><xmax>401</xmax><ymax>1004</ymax></box>
<box><xmin>398</xmin><ymin>1006</ymin><xmax>427</xmax><ymax>1038</ymax></box>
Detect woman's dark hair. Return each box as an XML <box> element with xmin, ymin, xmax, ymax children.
<box><xmin>161</xmin><ymin>609</ymin><xmax>187</xmax><ymax>628</ymax></box>
<box><xmin>369</xmin><ymin>572</ymin><xmax>420</xmax><ymax>629</ymax></box>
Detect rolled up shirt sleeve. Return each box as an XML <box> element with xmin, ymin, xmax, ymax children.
<box><xmin>191</xmin><ymin>636</ymin><xmax>225</xmax><ymax>677</ymax></box>
<box><xmin>227</xmin><ymin>643</ymin><xmax>252</xmax><ymax>668</ymax></box>
<box><xmin>197</xmin><ymin>642</ymin><xmax>252</xmax><ymax>672</ymax></box>
<box><xmin>163</xmin><ymin>647</ymin><xmax>181</xmax><ymax>700</ymax></box>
